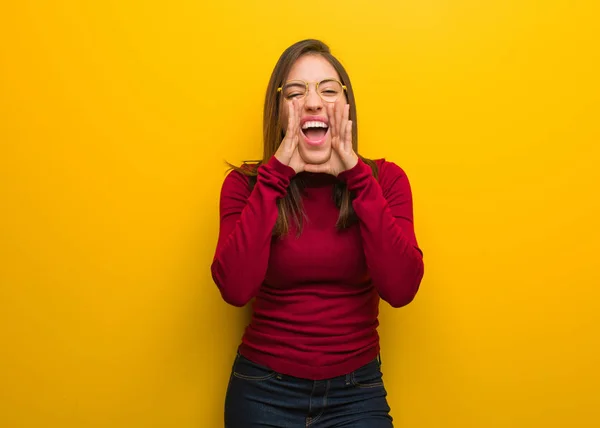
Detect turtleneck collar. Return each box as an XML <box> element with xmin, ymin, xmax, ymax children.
<box><xmin>296</xmin><ymin>171</ymin><xmax>339</xmax><ymax>188</ymax></box>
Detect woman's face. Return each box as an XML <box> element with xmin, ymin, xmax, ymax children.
<box><xmin>279</xmin><ymin>55</ymin><xmax>347</xmax><ymax>166</ymax></box>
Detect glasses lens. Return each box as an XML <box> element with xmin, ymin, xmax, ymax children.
<box><xmin>281</xmin><ymin>81</ymin><xmax>306</xmax><ymax>100</ymax></box>
<box><xmin>318</xmin><ymin>80</ymin><xmax>343</xmax><ymax>102</ymax></box>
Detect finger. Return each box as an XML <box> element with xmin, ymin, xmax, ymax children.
<box><xmin>295</xmin><ymin>99</ymin><xmax>303</xmax><ymax>142</ymax></box>
<box><xmin>335</xmin><ymin>105</ymin><xmax>346</xmax><ymax>150</ymax></box>
<box><xmin>289</xmin><ymin>144</ymin><xmax>304</xmax><ymax>167</ymax></box>
<box><xmin>328</xmin><ymin>103</ymin><xmax>337</xmax><ymax>140</ymax></box>
<box><xmin>290</xmin><ymin>99</ymin><xmax>303</xmax><ymax>149</ymax></box>
<box><xmin>336</xmin><ymin>103</ymin><xmax>344</xmax><ymax>137</ymax></box>
<box><xmin>339</xmin><ymin>104</ymin><xmax>348</xmax><ymax>146</ymax></box>
<box><xmin>297</xmin><ymin>98</ymin><xmax>303</xmax><ymax>123</ymax></box>
<box><xmin>286</xmin><ymin>101</ymin><xmax>294</xmax><ymax>141</ymax></box>
<box><xmin>290</xmin><ymin>99</ymin><xmax>297</xmax><ymax>143</ymax></box>
<box><xmin>345</xmin><ymin>120</ymin><xmax>352</xmax><ymax>151</ymax></box>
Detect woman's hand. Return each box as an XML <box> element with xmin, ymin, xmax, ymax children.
<box><xmin>303</xmin><ymin>103</ymin><xmax>358</xmax><ymax>176</ymax></box>
<box><xmin>274</xmin><ymin>99</ymin><xmax>306</xmax><ymax>174</ymax></box>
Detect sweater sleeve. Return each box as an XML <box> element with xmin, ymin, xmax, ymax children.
<box><xmin>211</xmin><ymin>156</ymin><xmax>295</xmax><ymax>307</ymax></box>
<box><xmin>338</xmin><ymin>159</ymin><xmax>424</xmax><ymax>308</ymax></box>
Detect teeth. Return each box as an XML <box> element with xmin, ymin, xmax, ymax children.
<box><xmin>302</xmin><ymin>121</ymin><xmax>328</xmax><ymax>130</ymax></box>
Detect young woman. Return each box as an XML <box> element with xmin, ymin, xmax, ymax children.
<box><xmin>211</xmin><ymin>39</ymin><xmax>424</xmax><ymax>427</ymax></box>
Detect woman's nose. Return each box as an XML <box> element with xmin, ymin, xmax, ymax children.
<box><xmin>304</xmin><ymin>89</ymin><xmax>323</xmax><ymax>112</ymax></box>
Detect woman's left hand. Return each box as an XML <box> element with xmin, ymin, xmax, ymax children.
<box><xmin>304</xmin><ymin>103</ymin><xmax>358</xmax><ymax>176</ymax></box>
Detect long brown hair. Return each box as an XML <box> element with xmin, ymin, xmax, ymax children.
<box><xmin>230</xmin><ymin>39</ymin><xmax>378</xmax><ymax>237</ymax></box>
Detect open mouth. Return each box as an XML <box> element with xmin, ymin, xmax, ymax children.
<box><xmin>301</xmin><ymin>120</ymin><xmax>329</xmax><ymax>145</ymax></box>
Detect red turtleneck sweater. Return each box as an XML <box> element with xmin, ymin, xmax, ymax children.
<box><xmin>211</xmin><ymin>155</ymin><xmax>424</xmax><ymax>380</ymax></box>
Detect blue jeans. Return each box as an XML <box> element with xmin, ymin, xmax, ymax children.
<box><xmin>224</xmin><ymin>353</ymin><xmax>393</xmax><ymax>427</ymax></box>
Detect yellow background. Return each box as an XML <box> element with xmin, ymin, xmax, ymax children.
<box><xmin>1</xmin><ymin>1</ymin><xmax>599</xmax><ymax>427</ymax></box>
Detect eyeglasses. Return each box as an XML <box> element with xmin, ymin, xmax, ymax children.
<box><xmin>277</xmin><ymin>79</ymin><xmax>347</xmax><ymax>103</ymax></box>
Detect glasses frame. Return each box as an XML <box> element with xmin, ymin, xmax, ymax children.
<box><xmin>277</xmin><ymin>79</ymin><xmax>347</xmax><ymax>103</ymax></box>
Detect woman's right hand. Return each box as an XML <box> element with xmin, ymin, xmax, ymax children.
<box><xmin>274</xmin><ymin>99</ymin><xmax>305</xmax><ymax>174</ymax></box>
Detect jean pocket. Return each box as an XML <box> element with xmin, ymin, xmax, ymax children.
<box><xmin>350</xmin><ymin>357</ymin><xmax>384</xmax><ymax>389</ymax></box>
<box><xmin>232</xmin><ymin>354</ymin><xmax>278</xmax><ymax>382</ymax></box>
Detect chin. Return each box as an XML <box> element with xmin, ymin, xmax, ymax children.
<box><xmin>299</xmin><ymin>144</ymin><xmax>332</xmax><ymax>165</ymax></box>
